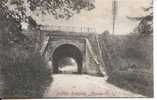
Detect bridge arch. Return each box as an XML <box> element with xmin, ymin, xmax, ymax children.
<box><xmin>52</xmin><ymin>44</ymin><xmax>83</xmax><ymax>74</ymax></box>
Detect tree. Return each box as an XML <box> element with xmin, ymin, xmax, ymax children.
<box><xmin>0</xmin><ymin>0</ymin><xmax>95</xmax><ymax>46</ymax></box>
<box><xmin>127</xmin><ymin>1</ymin><xmax>153</xmax><ymax>36</ymax></box>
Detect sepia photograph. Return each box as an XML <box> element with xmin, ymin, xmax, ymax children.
<box><xmin>0</xmin><ymin>0</ymin><xmax>153</xmax><ymax>98</ymax></box>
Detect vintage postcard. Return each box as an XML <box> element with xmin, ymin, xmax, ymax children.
<box><xmin>0</xmin><ymin>0</ymin><xmax>153</xmax><ymax>98</ymax></box>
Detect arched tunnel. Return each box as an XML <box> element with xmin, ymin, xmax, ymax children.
<box><xmin>52</xmin><ymin>44</ymin><xmax>83</xmax><ymax>74</ymax></box>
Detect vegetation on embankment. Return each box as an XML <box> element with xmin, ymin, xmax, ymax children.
<box><xmin>99</xmin><ymin>32</ymin><xmax>153</xmax><ymax>97</ymax></box>
<box><xmin>0</xmin><ymin>44</ymin><xmax>52</xmax><ymax>98</ymax></box>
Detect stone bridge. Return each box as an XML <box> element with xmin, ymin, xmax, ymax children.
<box><xmin>39</xmin><ymin>30</ymin><xmax>106</xmax><ymax>76</ymax></box>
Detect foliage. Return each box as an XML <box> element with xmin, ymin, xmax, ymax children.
<box><xmin>99</xmin><ymin>32</ymin><xmax>126</xmax><ymax>75</ymax></box>
<box><xmin>0</xmin><ymin>0</ymin><xmax>23</xmax><ymax>46</ymax></box>
<box><xmin>107</xmin><ymin>68</ymin><xmax>153</xmax><ymax>97</ymax></box>
<box><xmin>27</xmin><ymin>0</ymin><xmax>95</xmax><ymax>19</ymax></box>
<box><xmin>133</xmin><ymin>15</ymin><xmax>153</xmax><ymax>36</ymax></box>
<box><xmin>99</xmin><ymin>32</ymin><xmax>153</xmax><ymax>97</ymax></box>
<box><xmin>0</xmin><ymin>0</ymin><xmax>95</xmax><ymax>46</ymax></box>
<box><xmin>0</xmin><ymin>46</ymin><xmax>52</xmax><ymax>97</ymax></box>
<box><xmin>127</xmin><ymin>1</ymin><xmax>153</xmax><ymax>36</ymax></box>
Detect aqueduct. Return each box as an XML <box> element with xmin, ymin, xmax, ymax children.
<box><xmin>34</xmin><ymin>26</ymin><xmax>107</xmax><ymax>76</ymax></box>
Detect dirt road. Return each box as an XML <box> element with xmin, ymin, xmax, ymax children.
<box><xmin>44</xmin><ymin>74</ymin><xmax>144</xmax><ymax>97</ymax></box>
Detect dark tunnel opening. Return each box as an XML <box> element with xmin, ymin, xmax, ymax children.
<box><xmin>52</xmin><ymin>44</ymin><xmax>83</xmax><ymax>74</ymax></box>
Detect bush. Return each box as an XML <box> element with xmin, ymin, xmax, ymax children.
<box><xmin>0</xmin><ymin>46</ymin><xmax>52</xmax><ymax>98</ymax></box>
<box><xmin>99</xmin><ymin>33</ymin><xmax>153</xmax><ymax>97</ymax></box>
<box><xmin>107</xmin><ymin>67</ymin><xmax>153</xmax><ymax>97</ymax></box>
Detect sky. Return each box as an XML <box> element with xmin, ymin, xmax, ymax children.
<box><xmin>32</xmin><ymin>0</ymin><xmax>152</xmax><ymax>35</ymax></box>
